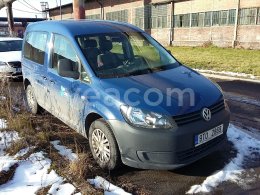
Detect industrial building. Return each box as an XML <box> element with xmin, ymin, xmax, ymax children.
<box><xmin>47</xmin><ymin>0</ymin><xmax>260</xmax><ymax>49</ymax></box>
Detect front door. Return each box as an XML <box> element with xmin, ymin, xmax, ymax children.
<box><xmin>47</xmin><ymin>34</ymin><xmax>80</xmax><ymax>123</ymax></box>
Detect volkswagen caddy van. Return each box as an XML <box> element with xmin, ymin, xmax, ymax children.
<box><xmin>22</xmin><ymin>20</ymin><xmax>230</xmax><ymax>170</ymax></box>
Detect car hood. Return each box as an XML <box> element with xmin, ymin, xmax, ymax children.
<box><xmin>99</xmin><ymin>66</ymin><xmax>223</xmax><ymax>116</ymax></box>
<box><xmin>0</xmin><ymin>51</ymin><xmax>21</xmax><ymax>62</ymax></box>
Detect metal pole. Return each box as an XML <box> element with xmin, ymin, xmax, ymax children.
<box><xmin>60</xmin><ymin>0</ymin><xmax>62</xmax><ymax>20</ymax></box>
<box><xmin>170</xmin><ymin>1</ymin><xmax>174</xmax><ymax>46</ymax></box>
<box><xmin>232</xmin><ymin>0</ymin><xmax>240</xmax><ymax>48</ymax></box>
<box><xmin>6</xmin><ymin>2</ymin><xmax>14</xmax><ymax>37</ymax></box>
<box><xmin>73</xmin><ymin>0</ymin><xmax>85</xmax><ymax>19</ymax></box>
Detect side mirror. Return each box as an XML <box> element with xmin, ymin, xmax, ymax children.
<box><xmin>57</xmin><ymin>59</ymin><xmax>80</xmax><ymax>80</ymax></box>
<box><xmin>167</xmin><ymin>50</ymin><xmax>172</xmax><ymax>54</ymax></box>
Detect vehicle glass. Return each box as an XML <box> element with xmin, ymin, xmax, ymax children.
<box><xmin>81</xmin><ymin>64</ymin><xmax>90</xmax><ymax>83</ymax></box>
<box><xmin>0</xmin><ymin>40</ymin><xmax>23</xmax><ymax>52</ymax></box>
<box><xmin>76</xmin><ymin>32</ymin><xmax>179</xmax><ymax>78</ymax></box>
<box><xmin>51</xmin><ymin>34</ymin><xmax>79</xmax><ymax>73</ymax></box>
<box><xmin>23</xmin><ymin>32</ymin><xmax>48</xmax><ymax>65</ymax></box>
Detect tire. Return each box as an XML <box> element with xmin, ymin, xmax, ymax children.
<box><xmin>89</xmin><ymin>118</ymin><xmax>120</xmax><ymax>170</ymax></box>
<box><xmin>26</xmin><ymin>85</ymin><xmax>40</xmax><ymax>114</ymax></box>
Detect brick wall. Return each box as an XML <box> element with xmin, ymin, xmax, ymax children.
<box><xmin>49</xmin><ymin>0</ymin><xmax>260</xmax><ymax>49</ymax></box>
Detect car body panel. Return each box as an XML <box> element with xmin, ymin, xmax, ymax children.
<box><xmin>22</xmin><ymin>20</ymin><xmax>230</xmax><ymax>170</ymax></box>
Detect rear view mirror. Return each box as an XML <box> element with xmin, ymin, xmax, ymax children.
<box><xmin>57</xmin><ymin>59</ymin><xmax>80</xmax><ymax>80</ymax></box>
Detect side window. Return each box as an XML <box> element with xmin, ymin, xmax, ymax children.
<box><xmin>51</xmin><ymin>34</ymin><xmax>79</xmax><ymax>72</ymax></box>
<box><xmin>81</xmin><ymin>65</ymin><xmax>90</xmax><ymax>83</ymax></box>
<box><xmin>24</xmin><ymin>31</ymin><xmax>48</xmax><ymax>65</ymax></box>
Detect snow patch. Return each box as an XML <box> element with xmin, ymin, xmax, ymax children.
<box><xmin>196</xmin><ymin>69</ymin><xmax>257</xmax><ymax>79</ymax></box>
<box><xmin>49</xmin><ymin>183</ymin><xmax>77</xmax><ymax>195</ymax></box>
<box><xmin>0</xmin><ymin>147</ymin><xmax>30</xmax><ymax>172</ymax></box>
<box><xmin>88</xmin><ymin>176</ymin><xmax>132</xmax><ymax>195</ymax></box>
<box><xmin>186</xmin><ymin>124</ymin><xmax>260</xmax><ymax>194</ymax></box>
<box><xmin>225</xmin><ymin>92</ymin><xmax>260</xmax><ymax>107</ymax></box>
<box><xmin>0</xmin><ymin>131</ymin><xmax>19</xmax><ymax>155</ymax></box>
<box><xmin>0</xmin><ymin>96</ymin><xmax>6</xmax><ymax>101</ymax></box>
<box><xmin>0</xmin><ymin>119</ymin><xmax>7</xmax><ymax>129</ymax></box>
<box><xmin>0</xmin><ymin>152</ymin><xmax>61</xmax><ymax>194</ymax></box>
<box><xmin>51</xmin><ymin>140</ymin><xmax>78</xmax><ymax>161</ymax></box>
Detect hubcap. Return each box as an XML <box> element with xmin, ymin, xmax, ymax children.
<box><xmin>91</xmin><ymin>129</ymin><xmax>110</xmax><ymax>163</ymax></box>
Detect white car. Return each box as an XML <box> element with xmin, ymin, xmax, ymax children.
<box><xmin>0</xmin><ymin>37</ymin><xmax>23</xmax><ymax>78</ymax></box>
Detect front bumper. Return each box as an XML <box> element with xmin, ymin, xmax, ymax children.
<box><xmin>108</xmin><ymin>108</ymin><xmax>230</xmax><ymax>170</ymax></box>
<box><xmin>0</xmin><ymin>65</ymin><xmax>22</xmax><ymax>78</ymax></box>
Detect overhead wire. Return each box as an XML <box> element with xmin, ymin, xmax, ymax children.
<box><xmin>21</xmin><ymin>0</ymin><xmax>41</xmax><ymax>12</ymax></box>
<box><xmin>17</xmin><ymin>0</ymin><xmax>42</xmax><ymax>13</ymax></box>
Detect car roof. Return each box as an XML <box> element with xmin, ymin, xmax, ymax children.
<box><xmin>25</xmin><ymin>20</ymin><xmax>144</xmax><ymax>37</ymax></box>
<box><xmin>0</xmin><ymin>37</ymin><xmax>23</xmax><ymax>41</ymax></box>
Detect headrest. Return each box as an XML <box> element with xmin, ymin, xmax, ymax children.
<box><xmin>100</xmin><ymin>39</ymin><xmax>113</xmax><ymax>52</ymax></box>
<box><xmin>85</xmin><ymin>39</ymin><xmax>98</xmax><ymax>48</ymax></box>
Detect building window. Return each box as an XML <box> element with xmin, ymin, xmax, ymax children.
<box><xmin>135</xmin><ymin>5</ymin><xmax>168</xmax><ymax>29</ymax></box>
<box><xmin>228</xmin><ymin>9</ymin><xmax>236</xmax><ymax>25</ymax></box>
<box><xmin>198</xmin><ymin>12</ymin><xmax>205</xmax><ymax>27</ymax></box>
<box><xmin>150</xmin><ymin>4</ymin><xmax>168</xmax><ymax>29</ymax></box>
<box><xmin>182</xmin><ymin>14</ymin><xmax>190</xmax><ymax>27</ymax></box>
<box><xmin>174</xmin><ymin>14</ymin><xmax>190</xmax><ymax>28</ymax></box>
<box><xmin>135</xmin><ymin>7</ymin><xmax>144</xmax><ymax>28</ymax></box>
<box><xmin>204</xmin><ymin>12</ymin><xmax>212</xmax><ymax>26</ymax></box>
<box><xmin>191</xmin><ymin>13</ymin><xmax>199</xmax><ymax>27</ymax></box>
<box><xmin>212</xmin><ymin>11</ymin><xmax>220</xmax><ymax>26</ymax></box>
<box><xmin>239</xmin><ymin>8</ymin><xmax>257</xmax><ymax>25</ymax></box>
<box><xmin>220</xmin><ymin>10</ymin><xmax>228</xmax><ymax>25</ymax></box>
<box><xmin>106</xmin><ymin>10</ymin><xmax>128</xmax><ymax>23</ymax></box>
<box><xmin>174</xmin><ymin>15</ymin><xmax>181</xmax><ymax>27</ymax></box>
<box><xmin>86</xmin><ymin>14</ymin><xmax>101</xmax><ymax>20</ymax></box>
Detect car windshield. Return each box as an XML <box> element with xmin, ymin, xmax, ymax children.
<box><xmin>76</xmin><ymin>32</ymin><xmax>179</xmax><ymax>78</ymax></box>
<box><xmin>0</xmin><ymin>40</ymin><xmax>23</xmax><ymax>52</ymax></box>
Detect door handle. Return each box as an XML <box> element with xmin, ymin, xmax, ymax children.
<box><xmin>50</xmin><ymin>80</ymin><xmax>55</xmax><ymax>85</ymax></box>
<box><xmin>42</xmin><ymin>76</ymin><xmax>47</xmax><ymax>81</ymax></box>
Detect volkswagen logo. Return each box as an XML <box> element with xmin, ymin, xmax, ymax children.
<box><xmin>202</xmin><ymin>108</ymin><xmax>211</xmax><ymax>121</ymax></box>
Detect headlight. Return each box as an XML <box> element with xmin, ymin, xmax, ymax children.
<box><xmin>0</xmin><ymin>61</ymin><xmax>7</xmax><ymax>66</ymax></box>
<box><xmin>120</xmin><ymin>105</ymin><xmax>176</xmax><ymax>129</ymax></box>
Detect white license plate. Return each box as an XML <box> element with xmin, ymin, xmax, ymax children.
<box><xmin>16</xmin><ymin>68</ymin><xmax>21</xmax><ymax>72</ymax></box>
<box><xmin>194</xmin><ymin>124</ymin><xmax>223</xmax><ymax>147</ymax></box>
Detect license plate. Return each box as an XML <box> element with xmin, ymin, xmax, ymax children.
<box><xmin>194</xmin><ymin>124</ymin><xmax>223</xmax><ymax>147</ymax></box>
<box><xmin>16</xmin><ymin>68</ymin><xmax>21</xmax><ymax>72</ymax></box>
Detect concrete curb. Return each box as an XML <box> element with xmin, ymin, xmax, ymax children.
<box><xmin>199</xmin><ymin>72</ymin><xmax>260</xmax><ymax>84</ymax></box>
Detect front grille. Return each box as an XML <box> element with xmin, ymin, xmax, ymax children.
<box><xmin>173</xmin><ymin>100</ymin><xmax>225</xmax><ymax>126</ymax></box>
<box><xmin>8</xmin><ymin>61</ymin><xmax>21</xmax><ymax>68</ymax></box>
<box><xmin>176</xmin><ymin>134</ymin><xmax>225</xmax><ymax>162</ymax></box>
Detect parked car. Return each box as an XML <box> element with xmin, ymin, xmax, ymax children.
<box><xmin>0</xmin><ymin>37</ymin><xmax>23</xmax><ymax>78</ymax></box>
<box><xmin>22</xmin><ymin>20</ymin><xmax>230</xmax><ymax>170</ymax></box>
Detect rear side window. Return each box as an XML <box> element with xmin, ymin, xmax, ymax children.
<box><xmin>23</xmin><ymin>31</ymin><xmax>48</xmax><ymax>65</ymax></box>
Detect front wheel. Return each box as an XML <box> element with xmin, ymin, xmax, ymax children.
<box><xmin>26</xmin><ymin>85</ymin><xmax>40</xmax><ymax>114</ymax></box>
<box><xmin>89</xmin><ymin>119</ymin><xmax>120</xmax><ymax>170</ymax></box>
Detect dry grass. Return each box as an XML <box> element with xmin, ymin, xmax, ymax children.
<box><xmin>0</xmin><ymin>79</ymin><xmax>149</xmax><ymax>195</ymax></box>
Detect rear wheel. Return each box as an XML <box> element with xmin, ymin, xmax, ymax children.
<box><xmin>89</xmin><ymin>118</ymin><xmax>120</xmax><ymax>170</ymax></box>
<box><xmin>26</xmin><ymin>85</ymin><xmax>40</xmax><ymax>114</ymax></box>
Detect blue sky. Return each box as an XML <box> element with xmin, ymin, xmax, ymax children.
<box><xmin>0</xmin><ymin>0</ymin><xmax>72</xmax><ymax>18</ymax></box>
